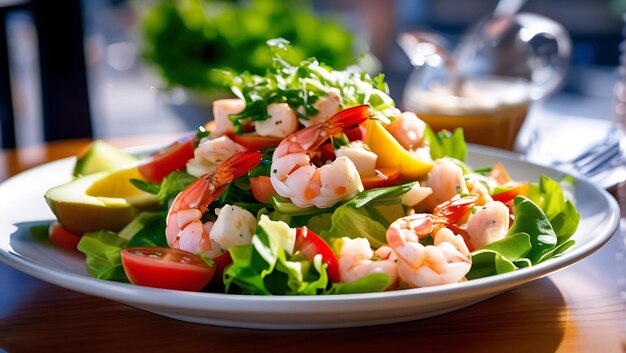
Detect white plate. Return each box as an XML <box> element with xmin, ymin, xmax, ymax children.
<box><xmin>0</xmin><ymin>145</ymin><xmax>619</xmax><ymax>329</ymax></box>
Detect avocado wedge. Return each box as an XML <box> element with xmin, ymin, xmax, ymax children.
<box><xmin>73</xmin><ymin>140</ymin><xmax>138</xmax><ymax>177</ymax></box>
<box><xmin>45</xmin><ymin>168</ymin><xmax>158</xmax><ymax>234</ymax></box>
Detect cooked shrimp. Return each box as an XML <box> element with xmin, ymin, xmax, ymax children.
<box><xmin>254</xmin><ymin>103</ymin><xmax>299</xmax><ymax>138</ymax></box>
<box><xmin>270</xmin><ymin>105</ymin><xmax>371</xmax><ymax>208</ymax></box>
<box><xmin>212</xmin><ymin>98</ymin><xmax>245</xmax><ymax>136</ymax></box>
<box><xmin>166</xmin><ymin>151</ymin><xmax>262</xmax><ymax>255</ymax></box>
<box><xmin>386</xmin><ymin>196</ymin><xmax>475</xmax><ymax>287</ymax></box>
<box><xmin>387</xmin><ymin>225</ymin><xmax>472</xmax><ymax>288</ymax></box>
<box><xmin>421</xmin><ymin>160</ymin><xmax>469</xmax><ymax>210</ymax></box>
<box><xmin>387</xmin><ymin>196</ymin><xmax>477</xmax><ymax>244</ymax></box>
<box><xmin>466</xmin><ymin>201</ymin><xmax>510</xmax><ymax>249</ymax></box>
<box><xmin>338</xmin><ymin>237</ymin><xmax>398</xmax><ymax>289</ymax></box>
<box><xmin>186</xmin><ymin>135</ymin><xmax>246</xmax><ymax>178</ymax></box>
<box><xmin>386</xmin><ymin>112</ymin><xmax>427</xmax><ymax>150</ymax></box>
<box><xmin>299</xmin><ymin>88</ymin><xmax>342</xmax><ymax>127</ymax></box>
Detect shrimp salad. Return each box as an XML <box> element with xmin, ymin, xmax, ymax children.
<box><xmin>43</xmin><ymin>40</ymin><xmax>580</xmax><ymax>295</ymax></box>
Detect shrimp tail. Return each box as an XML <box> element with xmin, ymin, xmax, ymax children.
<box><xmin>322</xmin><ymin>105</ymin><xmax>371</xmax><ymax>135</ymax></box>
<box><xmin>215</xmin><ymin>150</ymin><xmax>263</xmax><ymax>180</ymax></box>
<box><xmin>180</xmin><ymin>151</ymin><xmax>262</xmax><ymax>211</ymax></box>
<box><xmin>433</xmin><ymin>195</ymin><xmax>478</xmax><ymax>224</ymax></box>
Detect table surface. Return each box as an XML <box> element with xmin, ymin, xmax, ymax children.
<box><xmin>1</xmin><ymin>136</ymin><xmax>626</xmax><ymax>353</ymax></box>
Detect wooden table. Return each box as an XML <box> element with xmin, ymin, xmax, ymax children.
<box><xmin>1</xmin><ymin>137</ymin><xmax>625</xmax><ymax>352</ymax></box>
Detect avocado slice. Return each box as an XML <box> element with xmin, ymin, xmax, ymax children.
<box><xmin>45</xmin><ymin>168</ymin><xmax>158</xmax><ymax>234</ymax></box>
<box><xmin>73</xmin><ymin>140</ymin><xmax>138</xmax><ymax>177</ymax></box>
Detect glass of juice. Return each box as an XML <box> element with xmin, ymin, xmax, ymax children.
<box><xmin>404</xmin><ymin>76</ymin><xmax>531</xmax><ymax>150</ymax></box>
<box><xmin>401</xmin><ymin>13</ymin><xmax>571</xmax><ymax>151</ymax></box>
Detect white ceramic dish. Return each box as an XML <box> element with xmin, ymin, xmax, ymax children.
<box><xmin>0</xmin><ymin>145</ymin><xmax>619</xmax><ymax>330</ymax></box>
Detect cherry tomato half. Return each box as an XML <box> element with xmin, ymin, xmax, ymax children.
<box><xmin>121</xmin><ymin>247</ymin><xmax>215</xmax><ymax>291</ymax></box>
<box><xmin>295</xmin><ymin>227</ymin><xmax>340</xmax><ymax>282</ymax></box>
<box><xmin>228</xmin><ymin>133</ymin><xmax>283</xmax><ymax>151</ymax></box>
<box><xmin>48</xmin><ymin>222</ymin><xmax>82</xmax><ymax>252</ymax></box>
<box><xmin>250</xmin><ymin>175</ymin><xmax>277</xmax><ymax>204</ymax></box>
<box><xmin>138</xmin><ymin>135</ymin><xmax>195</xmax><ymax>183</ymax></box>
<box><xmin>361</xmin><ymin>168</ymin><xmax>400</xmax><ymax>190</ymax></box>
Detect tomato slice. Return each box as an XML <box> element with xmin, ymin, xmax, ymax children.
<box><xmin>138</xmin><ymin>135</ymin><xmax>195</xmax><ymax>183</ymax></box>
<box><xmin>295</xmin><ymin>227</ymin><xmax>340</xmax><ymax>283</ymax></box>
<box><xmin>48</xmin><ymin>222</ymin><xmax>82</xmax><ymax>252</ymax></box>
<box><xmin>361</xmin><ymin>168</ymin><xmax>400</xmax><ymax>190</ymax></box>
<box><xmin>492</xmin><ymin>182</ymin><xmax>529</xmax><ymax>212</ymax></box>
<box><xmin>228</xmin><ymin>132</ymin><xmax>283</xmax><ymax>151</ymax></box>
<box><xmin>121</xmin><ymin>246</ymin><xmax>215</xmax><ymax>291</ymax></box>
<box><xmin>250</xmin><ymin>175</ymin><xmax>277</xmax><ymax>203</ymax></box>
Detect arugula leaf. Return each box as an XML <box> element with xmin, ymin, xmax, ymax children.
<box><xmin>224</xmin><ymin>39</ymin><xmax>398</xmax><ymax>130</ymax></box>
<box><xmin>423</xmin><ymin>125</ymin><xmax>467</xmax><ymax>161</ymax></box>
<box><xmin>130</xmin><ymin>171</ymin><xmax>196</xmax><ymax>206</ymax></box>
<box><xmin>77</xmin><ymin>231</ymin><xmax>129</xmax><ymax>282</ymax></box>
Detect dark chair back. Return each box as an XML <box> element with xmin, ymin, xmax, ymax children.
<box><xmin>0</xmin><ymin>0</ymin><xmax>92</xmax><ymax>149</ymax></box>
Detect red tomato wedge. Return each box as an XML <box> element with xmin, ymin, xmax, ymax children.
<box><xmin>295</xmin><ymin>227</ymin><xmax>340</xmax><ymax>283</ymax></box>
<box><xmin>361</xmin><ymin>168</ymin><xmax>400</xmax><ymax>190</ymax></box>
<box><xmin>228</xmin><ymin>133</ymin><xmax>283</xmax><ymax>151</ymax></box>
<box><xmin>48</xmin><ymin>222</ymin><xmax>82</xmax><ymax>252</ymax></box>
<box><xmin>250</xmin><ymin>175</ymin><xmax>277</xmax><ymax>203</ymax></box>
<box><xmin>121</xmin><ymin>247</ymin><xmax>215</xmax><ymax>291</ymax></box>
<box><xmin>492</xmin><ymin>182</ymin><xmax>529</xmax><ymax>212</ymax></box>
<box><xmin>138</xmin><ymin>135</ymin><xmax>195</xmax><ymax>183</ymax></box>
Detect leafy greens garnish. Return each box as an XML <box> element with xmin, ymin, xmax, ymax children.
<box><xmin>221</xmin><ymin>39</ymin><xmax>398</xmax><ymax>133</ymax></box>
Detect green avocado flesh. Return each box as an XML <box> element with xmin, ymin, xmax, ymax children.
<box><xmin>73</xmin><ymin>140</ymin><xmax>138</xmax><ymax>177</ymax></box>
<box><xmin>45</xmin><ymin>168</ymin><xmax>158</xmax><ymax>234</ymax></box>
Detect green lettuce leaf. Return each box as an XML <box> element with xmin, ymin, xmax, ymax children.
<box><xmin>423</xmin><ymin>125</ymin><xmax>467</xmax><ymax>161</ymax></box>
<box><xmin>119</xmin><ymin>211</ymin><xmax>168</xmax><ymax>247</ymax></box>
<box><xmin>326</xmin><ymin>273</ymin><xmax>392</xmax><ymax>294</ymax></box>
<box><xmin>224</xmin><ymin>215</ymin><xmax>329</xmax><ymax>295</ymax></box>
<box><xmin>466</xmin><ymin>232</ymin><xmax>531</xmax><ymax>279</ymax></box>
<box><xmin>320</xmin><ymin>203</ymin><xmax>388</xmax><ymax>248</ymax></box>
<box><xmin>507</xmin><ymin>196</ymin><xmax>557</xmax><ymax>264</ymax></box>
<box><xmin>528</xmin><ymin>175</ymin><xmax>581</xmax><ymax>244</ymax></box>
<box><xmin>77</xmin><ymin>230</ymin><xmax>129</xmax><ymax>282</ymax></box>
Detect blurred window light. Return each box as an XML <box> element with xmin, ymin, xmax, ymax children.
<box><xmin>106</xmin><ymin>41</ymin><xmax>136</xmax><ymax>71</ymax></box>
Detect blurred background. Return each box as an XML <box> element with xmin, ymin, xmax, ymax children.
<box><xmin>0</xmin><ymin>0</ymin><xmax>622</xmax><ymax>149</ymax></box>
